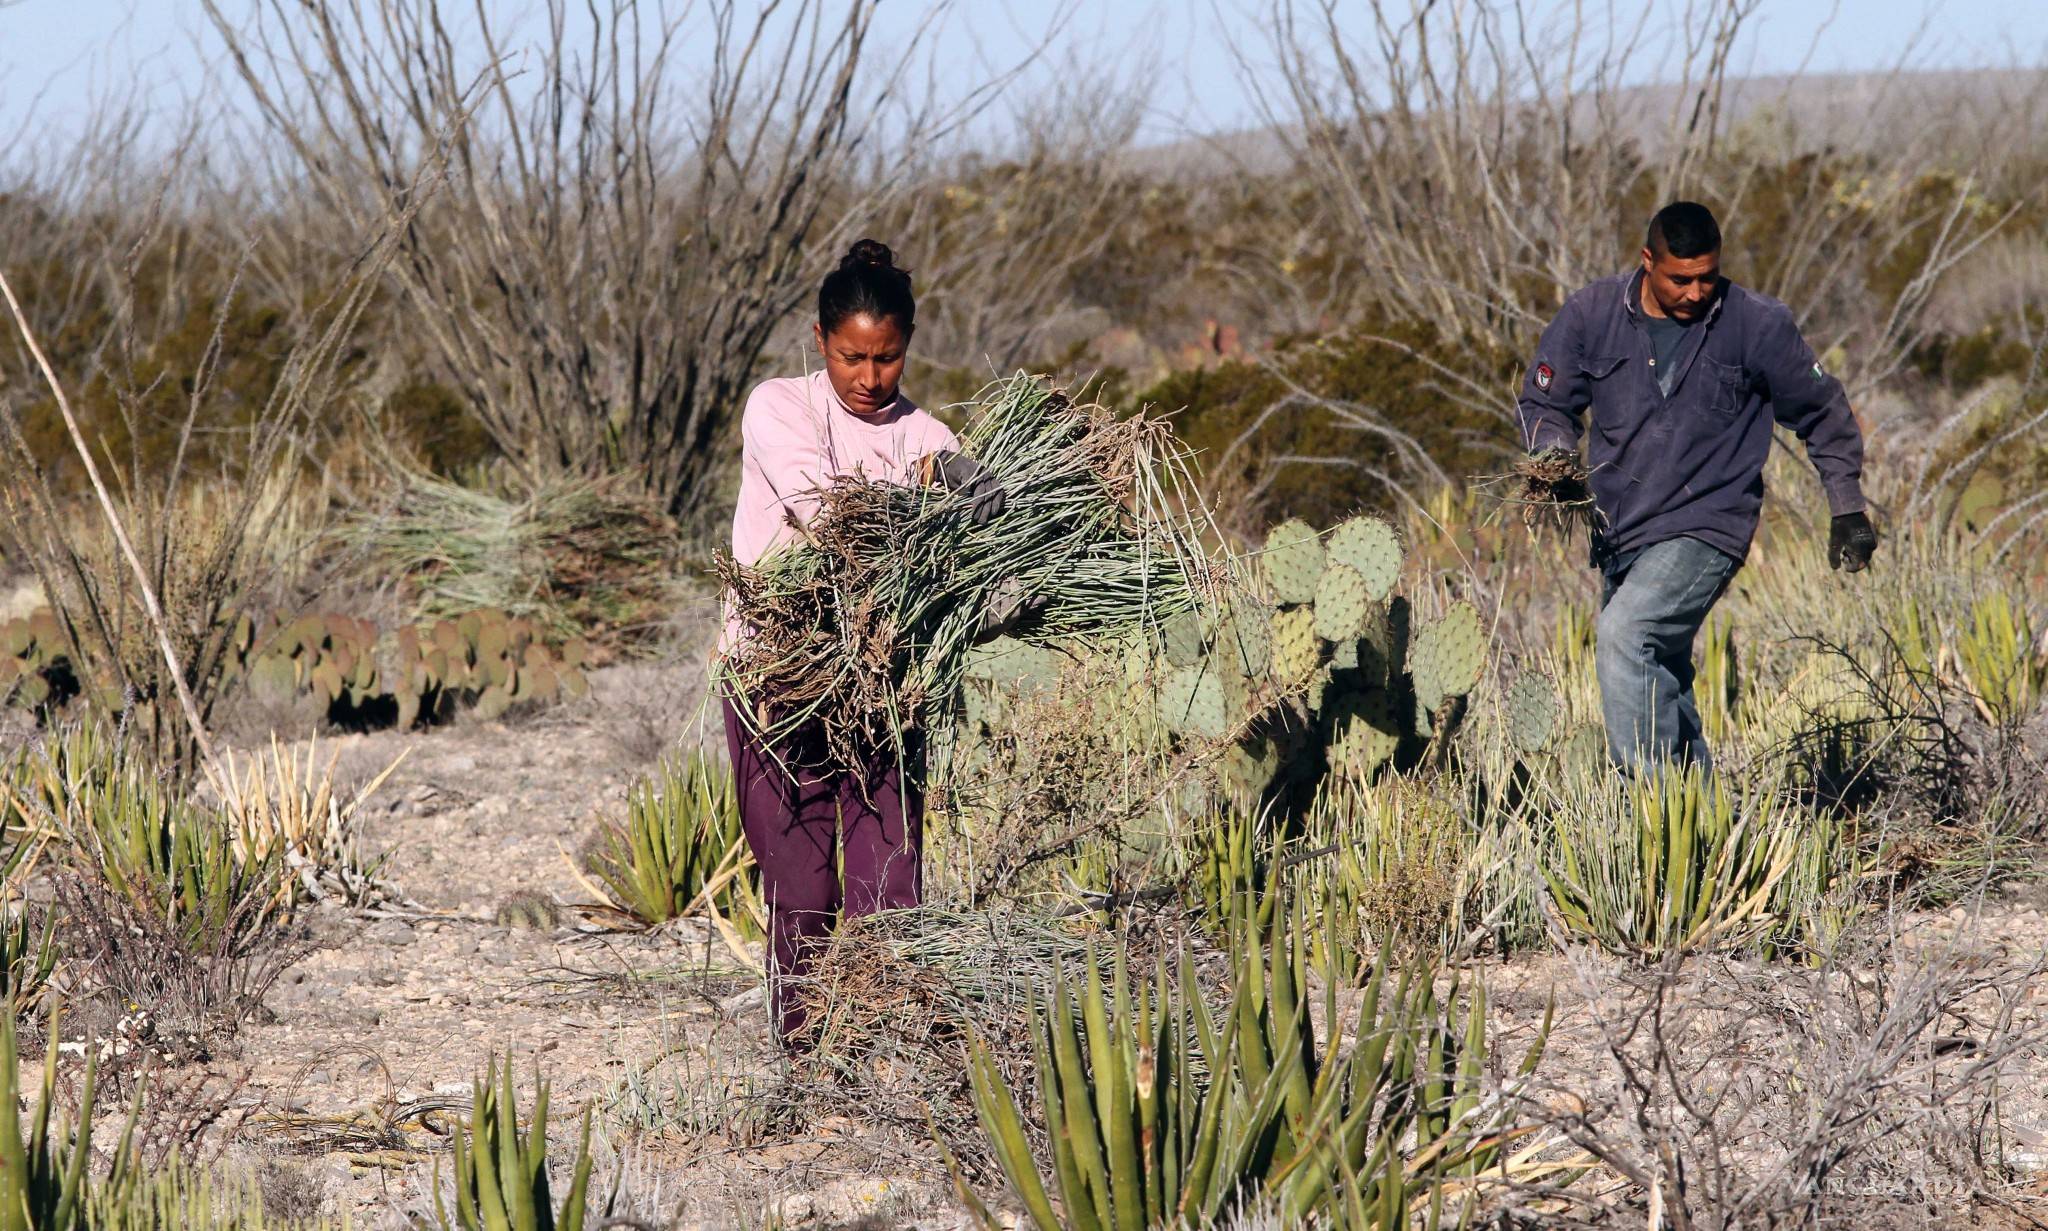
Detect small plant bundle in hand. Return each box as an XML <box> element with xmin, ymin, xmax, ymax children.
<box><xmin>716</xmin><ymin>373</ymin><xmax>1210</xmax><ymax>771</ymax></box>
<box><xmin>1483</xmin><ymin>447</ymin><xmax>1597</xmax><ymax>532</ymax></box>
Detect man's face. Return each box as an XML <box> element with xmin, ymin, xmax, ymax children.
<box><xmin>1639</xmin><ymin>245</ymin><xmax>1721</xmax><ymax>321</ymax></box>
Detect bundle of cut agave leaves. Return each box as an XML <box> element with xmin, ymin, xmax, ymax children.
<box><xmin>957</xmin><ymin>888</ymin><xmax>1579</xmax><ymax>1229</ymax></box>
<box><xmin>718</xmin><ymin>373</ymin><xmax>1211</xmax><ymax>772</ymax></box>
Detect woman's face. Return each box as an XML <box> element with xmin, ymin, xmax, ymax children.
<box><xmin>814</xmin><ymin>312</ymin><xmax>911</xmax><ymax>417</ymax></box>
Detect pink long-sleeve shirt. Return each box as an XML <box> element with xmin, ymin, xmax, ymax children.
<box><xmin>721</xmin><ymin>368</ymin><xmax>958</xmax><ymax>651</ymax></box>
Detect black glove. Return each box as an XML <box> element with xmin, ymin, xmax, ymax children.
<box><xmin>1829</xmin><ymin>510</ymin><xmax>1877</xmax><ymax>572</ymax></box>
<box><xmin>930</xmin><ymin>449</ymin><xmax>1006</xmax><ymax>527</ymax></box>
<box><xmin>975</xmin><ymin>576</ymin><xmax>1046</xmax><ymax>641</ymax></box>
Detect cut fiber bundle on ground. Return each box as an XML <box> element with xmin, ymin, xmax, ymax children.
<box><xmin>345</xmin><ymin>468</ymin><xmax>678</xmax><ymax>643</ymax></box>
<box><xmin>716</xmin><ymin>373</ymin><xmax>1211</xmax><ymax>770</ymax></box>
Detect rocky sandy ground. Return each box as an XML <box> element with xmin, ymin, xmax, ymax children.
<box><xmin>211</xmin><ymin>659</ymin><xmax>976</xmax><ymax>1228</ymax></box>
<box><xmin>17</xmin><ymin>650</ymin><xmax>2048</xmax><ymax>1229</ymax></box>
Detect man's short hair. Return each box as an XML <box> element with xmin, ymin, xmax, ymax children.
<box><xmin>1647</xmin><ymin>202</ymin><xmax>1721</xmax><ymax>259</ymax></box>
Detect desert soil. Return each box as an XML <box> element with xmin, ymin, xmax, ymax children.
<box><xmin>22</xmin><ymin>650</ymin><xmax>2048</xmax><ymax>1229</ymax></box>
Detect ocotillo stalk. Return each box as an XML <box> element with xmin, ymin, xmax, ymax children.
<box><xmin>0</xmin><ymin>266</ymin><xmax>221</xmax><ymax>781</ymax></box>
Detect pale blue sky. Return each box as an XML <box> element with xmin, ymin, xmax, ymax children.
<box><xmin>0</xmin><ymin>0</ymin><xmax>2032</xmax><ymax>152</ymax></box>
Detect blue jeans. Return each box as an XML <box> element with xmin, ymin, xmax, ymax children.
<box><xmin>1595</xmin><ymin>536</ymin><xmax>1740</xmax><ymax>773</ymax></box>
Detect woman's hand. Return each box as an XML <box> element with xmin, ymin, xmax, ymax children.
<box><xmin>924</xmin><ymin>449</ymin><xmax>1006</xmax><ymax>527</ymax></box>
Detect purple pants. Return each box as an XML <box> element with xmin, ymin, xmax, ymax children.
<box><xmin>722</xmin><ymin>699</ymin><xmax>923</xmax><ymax>1044</ymax></box>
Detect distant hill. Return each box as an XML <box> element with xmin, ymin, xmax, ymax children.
<box><xmin>1123</xmin><ymin>68</ymin><xmax>2048</xmax><ymax>179</ymax></box>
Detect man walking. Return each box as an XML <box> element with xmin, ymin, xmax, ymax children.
<box><xmin>1517</xmin><ymin>201</ymin><xmax>1878</xmax><ymax>772</ymax></box>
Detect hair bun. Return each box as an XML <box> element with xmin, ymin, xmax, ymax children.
<box><xmin>841</xmin><ymin>238</ymin><xmax>896</xmax><ymax>273</ymax></box>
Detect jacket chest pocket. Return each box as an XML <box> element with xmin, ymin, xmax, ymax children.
<box><xmin>1698</xmin><ymin>356</ymin><xmax>1749</xmax><ymax>416</ymax></box>
<box><xmin>1580</xmin><ymin>355</ymin><xmax>1633</xmax><ymax>443</ymax></box>
<box><xmin>1580</xmin><ymin>355</ymin><xmax>1628</xmax><ymax>384</ymax></box>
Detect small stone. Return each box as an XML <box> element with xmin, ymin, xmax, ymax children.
<box><xmin>366</xmin><ymin>920</ymin><xmax>417</xmax><ymax>947</ymax></box>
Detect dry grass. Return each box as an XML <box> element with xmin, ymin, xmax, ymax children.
<box><xmin>341</xmin><ymin>469</ymin><xmax>682</xmax><ymax>646</ymax></box>
<box><xmin>206</xmin><ymin>733</ymin><xmax>405</xmax><ymax>911</ymax></box>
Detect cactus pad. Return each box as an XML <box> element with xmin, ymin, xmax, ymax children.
<box><xmin>964</xmin><ymin>637</ymin><xmax>1066</xmax><ymax>696</ymax></box>
<box><xmin>1161</xmin><ymin>608</ymin><xmax>1208</xmax><ymax>668</ymax></box>
<box><xmin>1506</xmin><ymin>672</ymin><xmax>1559</xmax><ymax>754</ymax></box>
<box><xmin>1313</xmin><ymin>563</ymin><xmax>1372</xmax><ymax>642</ymax></box>
<box><xmin>1326</xmin><ymin>515</ymin><xmax>1403</xmax><ymax>600</ymax></box>
<box><xmin>1217</xmin><ymin>606</ymin><xmax>1272</xmax><ymax>678</ymax></box>
<box><xmin>1159</xmin><ymin>662</ymin><xmax>1230</xmax><ymax>740</ymax></box>
<box><xmin>1219</xmin><ymin>734</ymin><xmax>1280</xmax><ymax>802</ymax></box>
<box><xmin>1304</xmin><ymin>666</ymin><xmax>1330</xmax><ymax>714</ymax></box>
<box><xmin>1325</xmin><ymin>688</ymin><xmax>1398</xmax><ymax>779</ymax></box>
<box><xmin>1560</xmin><ymin>723</ymin><xmax>1608</xmax><ymax>769</ymax></box>
<box><xmin>1270</xmin><ymin>606</ymin><xmax>1321</xmax><ymax>683</ymax></box>
<box><xmin>1411</xmin><ymin>600</ymin><xmax>1485</xmax><ymax>714</ymax></box>
<box><xmin>474</xmin><ymin>685</ymin><xmax>512</xmax><ymax>722</ymax></box>
<box><xmin>1260</xmin><ymin>518</ymin><xmax>1325</xmax><ymax>605</ymax></box>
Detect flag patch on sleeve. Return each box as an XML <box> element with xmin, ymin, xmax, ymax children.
<box><xmin>1534</xmin><ymin>362</ymin><xmax>1554</xmax><ymax>392</ymax></box>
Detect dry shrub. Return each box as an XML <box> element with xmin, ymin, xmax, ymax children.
<box><xmin>53</xmin><ymin>862</ymin><xmax>309</xmax><ymax>1054</ymax></box>
<box><xmin>1497</xmin><ymin>450</ymin><xmax>1597</xmax><ymax>533</ymax></box>
<box><xmin>207</xmin><ymin>733</ymin><xmax>404</xmax><ymax>911</ymax></box>
<box><xmin>205</xmin><ymin>0</ymin><xmax>996</xmax><ymax>520</ymax></box>
<box><xmin>934</xmin><ymin>660</ymin><xmax>1182</xmax><ymax>908</ymax></box>
<box><xmin>1525</xmin><ymin>918</ymin><xmax>2047</xmax><ymax>1229</ymax></box>
<box><xmin>0</xmin><ymin>163</ymin><xmax>432</xmax><ymax>771</ymax></box>
<box><xmin>785</xmin><ymin>905</ymin><xmax>1194</xmax><ymax>1177</ymax></box>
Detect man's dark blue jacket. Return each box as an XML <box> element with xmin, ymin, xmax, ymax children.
<box><xmin>1517</xmin><ymin>269</ymin><xmax>1867</xmax><ymax>567</ymax></box>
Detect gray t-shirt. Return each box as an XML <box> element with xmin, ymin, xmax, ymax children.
<box><xmin>1643</xmin><ymin>312</ymin><xmax>1695</xmax><ymax>397</ymax></box>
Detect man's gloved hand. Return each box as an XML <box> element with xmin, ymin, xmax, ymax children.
<box><xmin>930</xmin><ymin>449</ymin><xmax>1006</xmax><ymax>527</ymax></box>
<box><xmin>975</xmin><ymin>575</ymin><xmax>1045</xmax><ymax>641</ymax></box>
<box><xmin>1534</xmin><ymin>447</ymin><xmax>1591</xmax><ymax>506</ymax></box>
<box><xmin>1829</xmin><ymin>510</ymin><xmax>1878</xmax><ymax>572</ymax></box>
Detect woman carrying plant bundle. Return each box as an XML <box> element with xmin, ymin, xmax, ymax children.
<box><xmin>719</xmin><ymin>239</ymin><xmax>1011</xmax><ymax>1047</ymax></box>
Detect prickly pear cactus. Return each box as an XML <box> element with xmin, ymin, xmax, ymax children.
<box><xmin>1261</xmin><ymin>518</ymin><xmax>1325</xmax><ymax>606</ymax></box>
<box><xmin>1270</xmin><ymin>606</ymin><xmax>1321</xmax><ymax>683</ymax></box>
<box><xmin>1560</xmin><ymin>722</ymin><xmax>1608</xmax><ymax>769</ymax></box>
<box><xmin>474</xmin><ymin>685</ymin><xmax>512</xmax><ymax>722</ymax></box>
<box><xmin>966</xmin><ymin>636</ymin><xmax>1065</xmax><ymax>697</ymax></box>
<box><xmin>1217</xmin><ymin>606</ymin><xmax>1272</xmax><ymax>679</ymax></box>
<box><xmin>1159</xmin><ymin>663</ymin><xmax>1229</xmax><ymax>740</ymax></box>
<box><xmin>1355</xmin><ymin>597</ymin><xmax>1403</xmax><ymax>691</ymax></box>
<box><xmin>1411</xmin><ymin>600</ymin><xmax>1484</xmax><ymax>716</ymax></box>
<box><xmin>1506</xmin><ymin>672</ymin><xmax>1559</xmax><ymax>754</ymax></box>
<box><xmin>1326</xmin><ymin>515</ymin><xmax>1403</xmax><ymax>601</ymax></box>
<box><xmin>1161</xmin><ymin>608</ymin><xmax>1208</xmax><ymax>669</ymax></box>
<box><xmin>1313</xmin><ymin>563</ymin><xmax>1372</xmax><ymax>642</ymax></box>
<box><xmin>1325</xmin><ymin>688</ymin><xmax>1398</xmax><ymax>779</ymax></box>
<box><xmin>1218</xmin><ymin>733</ymin><xmax>1281</xmax><ymax>803</ymax></box>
